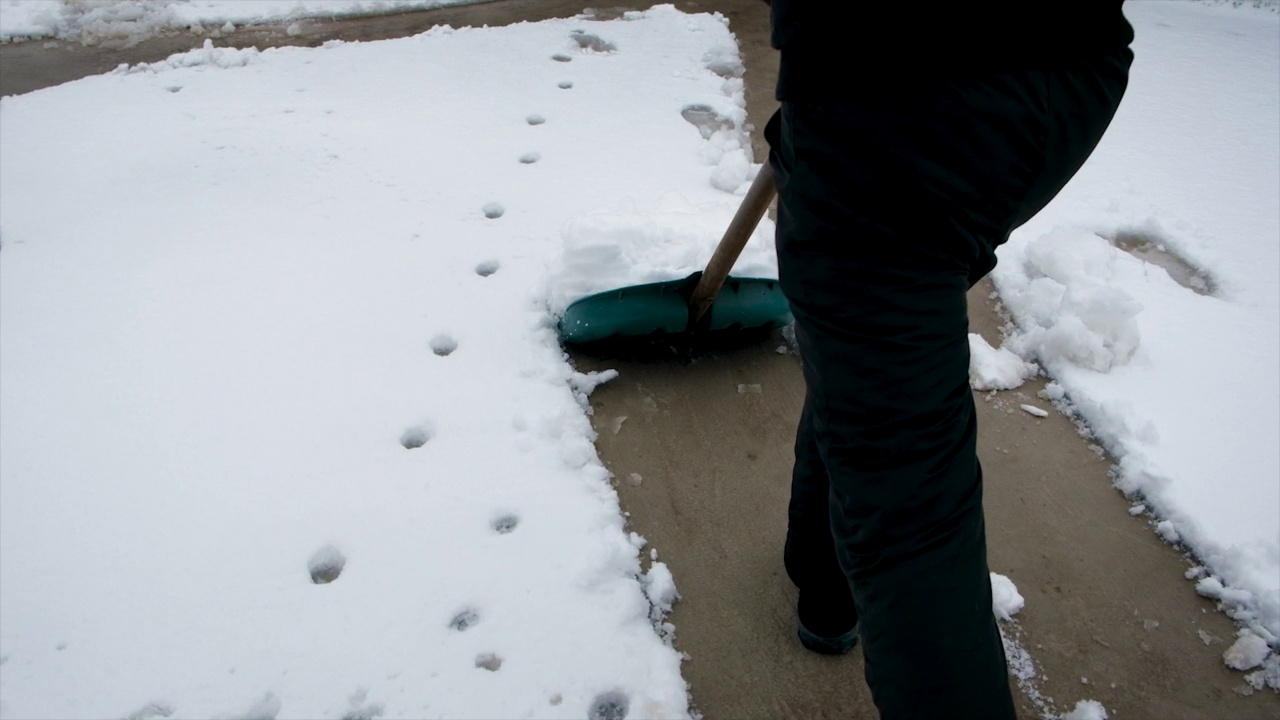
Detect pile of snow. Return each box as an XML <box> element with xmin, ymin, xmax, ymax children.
<box><xmin>1002</xmin><ymin>229</ymin><xmax>1143</xmax><ymax>374</ymax></box>
<box><xmin>116</xmin><ymin>36</ymin><xmax>259</xmax><ymax>71</ymax></box>
<box><xmin>0</xmin><ymin>6</ymin><xmax>756</xmax><ymax>718</ymax></box>
<box><xmin>969</xmin><ymin>333</ymin><xmax>1038</xmax><ymax>391</ymax></box>
<box><xmin>0</xmin><ymin>0</ymin><xmax>488</xmax><ymax>44</ymax></box>
<box><xmin>991</xmin><ymin>0</ymin><xmax>1280</xmax><ymax>643</ymax></box>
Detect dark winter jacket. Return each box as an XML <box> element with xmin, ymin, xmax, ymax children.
<box><xmin>770</xmin><ymin>1</ymin><xmax>1135</xmax><ymax>99</ymax></box>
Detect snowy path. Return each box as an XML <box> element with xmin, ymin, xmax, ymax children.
<box><xmin>0</xmin><ymin>8</ymin><xmax>772</xmax><ymax>718</ymax></box>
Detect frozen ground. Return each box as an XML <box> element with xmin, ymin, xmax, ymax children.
<box><xmin>0</xmin><ymin>7</ymin><xmax>769</xmax><ymax>718</ymax></box>
<box><xmin>0</xmin><ymin>0</ymin><xmax>489</xmax><ymax>44</ymax></box>
<box><xmin>987</xmin><ymin>0</ymin><xmax>1280</xmax><ymax>657</ymax></box>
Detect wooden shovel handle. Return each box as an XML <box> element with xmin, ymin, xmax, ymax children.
<box><xmin>688</xmin><ymin>162</ymin><xmax>777</xmax><ymax>323</ymax></box>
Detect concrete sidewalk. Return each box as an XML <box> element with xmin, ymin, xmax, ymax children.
<box><xmin>2</xmin><ymin>2</ymin><xmax>1273</xmax><ymax>718</ymax></box>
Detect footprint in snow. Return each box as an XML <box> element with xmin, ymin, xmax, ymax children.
<box><xmin>491</xmin><ymin>514</ymin><xmax>519</xmax><ymax>534</ymax></box>
<box><xmin>589</xmin><ymin>691</ymin><xmax>630</xmax><ymax>720</ymax></box>
<box><xmin>551</xmin><ymin>53</ymin><xmax>572</xmax><ymax>62</ymax></box>
<box><xmin>308</xmin><ymin>545</ymin><xmax>346</xmax><ymax>584</ymax></box>
<box><xmin>519</xmin><ymin>152</ymin><xmax>541</xmax><ymax>164</ymax></box>
<box><xmin>400</xmin><ymin>425</ymin><xmax>431</xmax><ymax>449</ymax></box>
<box><xmin>526</xmin><ymin>114</ymin><xmax>546</xmax><ymax>125</ymax></box>
<box><xmin>681</xmin><ymin>103</ymin><xmax>735</xmax><ymax>139</ymax></box>
<box><xmin>475</xmin><ymin>653</ymin><xmax>503</xmax><ymax>671</ymax></box>
<box><xmin>450</xmin><ymin>607</ymin><xmax>480</xmax><ymax>631</ymax></box>
<box><xmin>429</xmin><ymin>334</ymin><xmax>457</xmax><ymax>356</ymax></box>
<box><xmin>570</xmin><ymin>31</ymin><xmax>617</xmax><ymax>53</ymax></box>
<box><xmin>558</xmin><ymin>81</ymin><xmax>574</xmax><ymax>90</ymax></box>
<box><xmin>475</xmin><ymin>260</ymin><xmax>500</xmax><ymax>277</ymax></box>
<box><xmin>482</xmin><ymin>202</ymin><xmax>505</xmax><ymax>219</ymax></box>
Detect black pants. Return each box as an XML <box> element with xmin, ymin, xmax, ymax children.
<box><xmin>768</xmin><ymin>50</ymin><xmax>1132</xmax><ymax>720</ymax></box>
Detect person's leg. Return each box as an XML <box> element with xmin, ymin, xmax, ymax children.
<box><xmin>783</xmin><ymin>388</ymin><xmax>859</xmax><ymax>650</ymax></box>
<box><xmin>771</xmin><ymin>107</ymin><xmax>860</xmax><ymax>651</ymax></box>
<box><xmin>768</xmin><ymin>50</ymin><xmax>1131</xmax><ymax>719</ymax></box>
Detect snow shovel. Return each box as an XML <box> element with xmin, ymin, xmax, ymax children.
<box><xmin>556</xmin><ymin>163</ymin><xmax>790</xmax><ymax>345</ymax></box>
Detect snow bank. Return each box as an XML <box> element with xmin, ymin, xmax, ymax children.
<box><xmin>991</xmin><ymin>0</ymin><xmax>1280</xmax><ymax>642</ymax></box>
<box><xmin>0</xmin><ymin>0</ymin><xmax>488</xmax><ymax>44</ymax></box>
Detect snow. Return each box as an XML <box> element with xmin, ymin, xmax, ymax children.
<box><xmin>968</xmin><ymin>333</ymin><xmax>1038</xmax><ymax>391</ymax></box>
<box><xmin>1224</xmin><ymin>630</ymin><xmax>1272</xmax><ymax>672</ymax></box>
<box><xmin>0</xmin><ymin>0</ymin><xmax>489</xmax><ymax>44</ymax></box>
<box><xmin>1020</xmin><ymin>404</ymin><xmax>1049</xmax><ymax>419</ymax></box>
<box><xmin>1061</xmin><ymin>699</ymin><xmax>1109</xmax><ymax>720</ymax></box>
<box><xmin>0</xmin><ymin>6</ymin><xmax>760</xmax><ymax>718</ymax></box>
<box><xmin>1244</xmin><ymin>653</ymin><xmax>1280</xmax><ymax>692</ymax></box>
<box><xmin>642</xmin><ymin>562</ymin><xmax>679</xmax><ymax>617</ymax></box>
<box><xmin>991</xmin><ymin>0</ymin><xmax>1280</xmax><ymax>640</ymax></box>
<box><xmin>990</xmin><ymin>573</ymin><xmax>1025</xmax><ymax>622</ymax></box>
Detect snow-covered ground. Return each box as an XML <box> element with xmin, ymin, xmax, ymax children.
<box><xmin>0</xmin><ymin>0</ymin><xmax>489</xmax><ymax>44</ymax></box>
<box><xmin>1</xmin><ymin>0</ymin><xmax>1277</xmax><ymax>717</ymax></box>
<box><xmin>0</xmin><ymin>7</ymin><xmax>771</xmax><ymax>718</ymax></box>
<box><xmin>987</xmin><ymin>0</ymin><xmax>1280</xmax><ymax>656</ymax></box>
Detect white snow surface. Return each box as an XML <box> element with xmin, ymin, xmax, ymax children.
<box><xmin>992</xmin><ymin>1</ymin><xmax>1280</xmax><ymax>639</ymax></box>
<box><xmin>0</xmin><ymin>7</ymin><xmax>763</xmax><ymax>718</ymax></box>
<box><xmin>0</xmin><ymin>0</ymin><xmax>488</xmax><ymax>43</ymax></box>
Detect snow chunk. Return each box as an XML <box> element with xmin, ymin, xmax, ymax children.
<box><xmin>1020</xmin><ymin>404</ymin><xmax>1050</xmax><ymax>418</ymax></box>
<box><xmin>642</xmin><ymin>561</ymin><xmax>679</xmax><ymax>615</ymax></box>
<box><xmin>1224</xmin><ymin>630</ymin><xmax>1271</xmax><ymax>671</ymax></box>
<box><xmin>1005</xmin><ymin>229</ymin><xmax>1143</xmax><ymax>372</ymax></box>
<box><xmin>1243</xmin><ymin>653</ymin><xmax>1280</xmax><ymax>692</ymax></box>
<box><xmin>117</xmin><ymin>39</ymin><xmax>259</xmax><ymax>75</ymax></box>
<box><xmin>1155</xmin><ymin>519</ymin><xmax>1180</xmax><ymax>544</ymax></box>
<box><xmin>1196</xmin><ymin>576</ymin><xmax>1226</xmax><ymax>599</ymax></box>
<box><xmin>991</xmin><ymin>573</ymin><xmax>1025</xmax><ymax>621</ymax></box>
<box><xmin>968</xmin><ymin>334</ymin><xmax>1038</xmax><ymax>390</ymax></box>
<box><xmin>1062</xmin><ymin>699</ymin><xmax>1109</xmax><ymax>720</ymax></box>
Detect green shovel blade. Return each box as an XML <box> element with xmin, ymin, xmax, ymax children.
<box><xmin>557</xmin><ymin>275</ymin><xmax>792</xmax><ymax>345</ymax></box>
